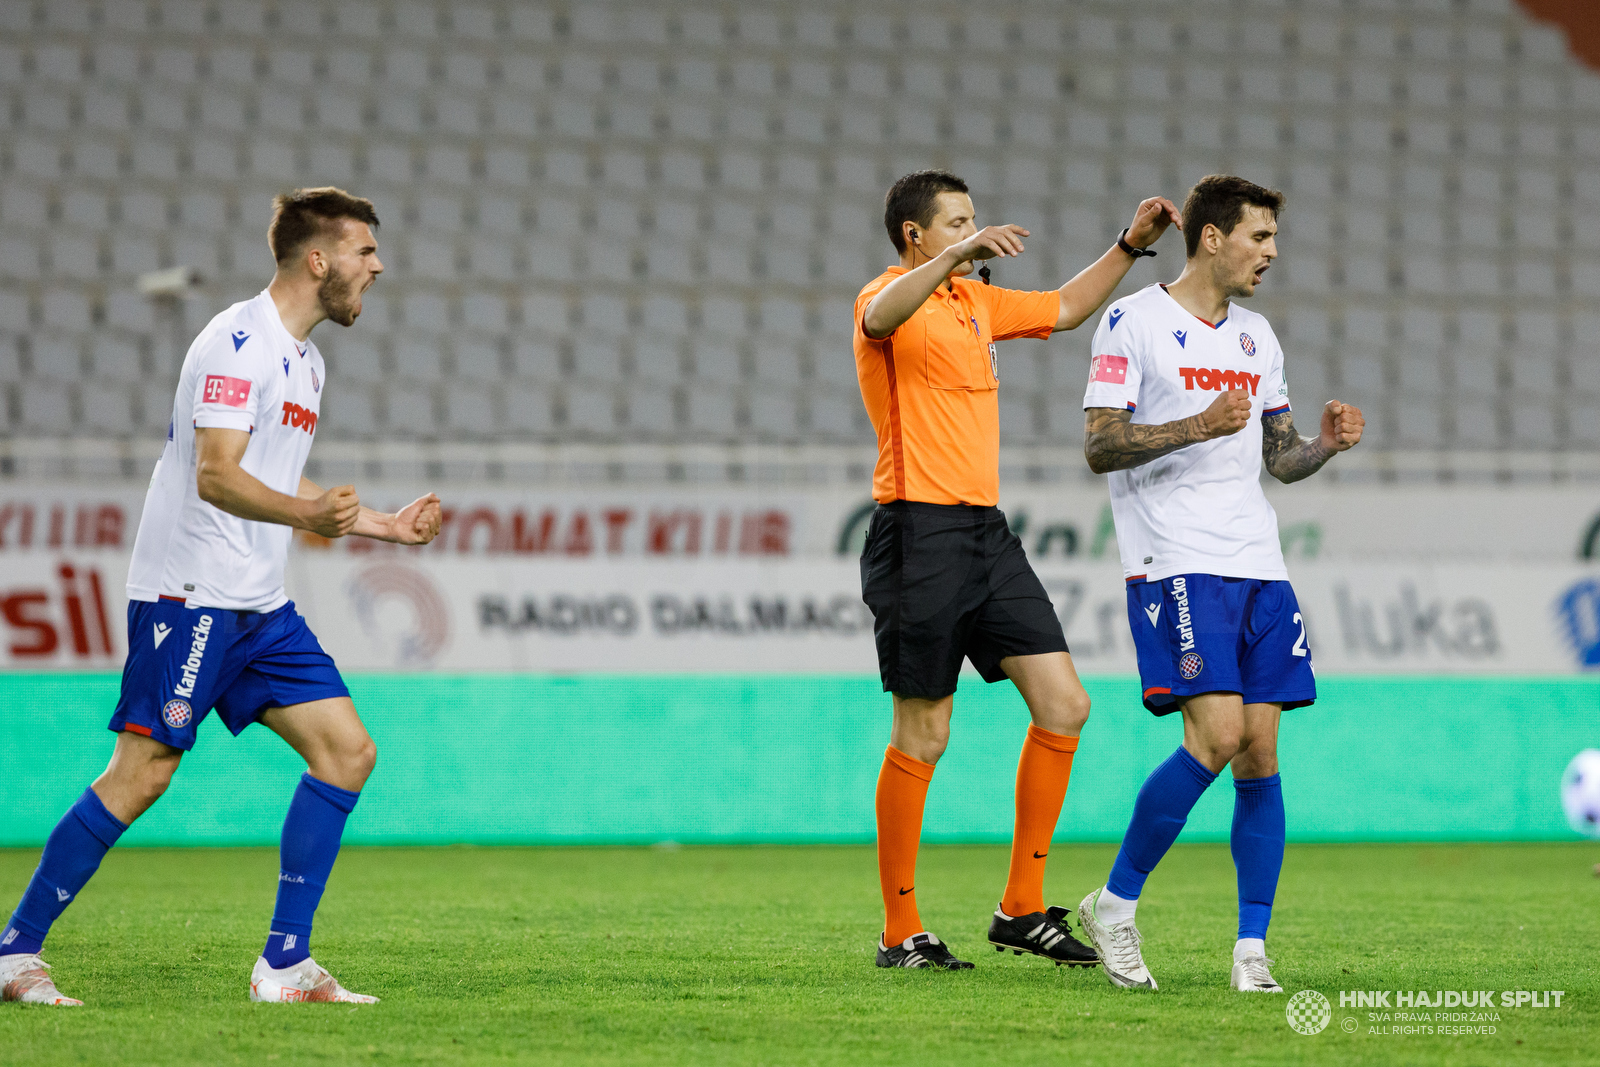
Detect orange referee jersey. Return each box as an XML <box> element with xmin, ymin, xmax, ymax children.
<box><xmin>853</xmin><ymin>268</ymin><xmax>1060</xmax><ymax>506</ymax></box>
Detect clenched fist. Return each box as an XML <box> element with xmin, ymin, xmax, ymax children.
<box><xmin>1320</xmin><ymin>400</ymin><xmax>1364</xmax><ymax>452</ymax></box>
<box><xmin>304</xmin><ymin>484</ymin><xmax>360</xmax><ymax>538</ymax></box>
<box><xmin>1200</xmin><ymin>389</ymin><xmax>1253</xmax><ymax>439</ymax></box>
<box><xmin>391</xmin><ymin>493</ymin><xmax>443</xmax><ymax>545</ymax></box>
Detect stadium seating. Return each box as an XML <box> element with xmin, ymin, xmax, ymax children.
<box><xmin>0</xmin><ymin>0</ymin><xmax>1595</xmax><ymax>461</ymax></box>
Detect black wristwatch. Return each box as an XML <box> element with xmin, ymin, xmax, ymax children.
<box><xmin>1117</xmin><ymin>228</ymin><xmax>1157</xmax><ymax>258</ymax></box>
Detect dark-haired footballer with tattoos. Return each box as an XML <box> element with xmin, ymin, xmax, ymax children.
<box><xmin>1071</xmin><ymin>176</ymin><xmax>1364</xmax><ymax>995</ymax></box>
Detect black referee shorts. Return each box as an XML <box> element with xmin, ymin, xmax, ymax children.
<box><xmin>859</xmin><ymin>502</ymin><xmax>1069</xmax><ymax>701</ymax></box>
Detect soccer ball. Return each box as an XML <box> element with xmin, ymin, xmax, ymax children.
<box><xmin>1560</xmin><ymin>749</ymin><xmax>1600</xmax><ymax>839</ymax></box>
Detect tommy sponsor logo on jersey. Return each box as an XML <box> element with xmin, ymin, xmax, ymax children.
<box><xmin>1171</xmin><ymin>576</ymin><xmax>1196</xmax><ymax>652</ymax></box>
<box><xmin>281</xmin><ymin>401</ymin><xmax>318</xmax><ymax>436</ymax></box>
<box><xmin>172</xmin><ymin>613</ymin><xmax>215</xmax><ymax>698</ymax></box>
<box><xmin>1179</xmin><ymin>368</ymin><xmax>1261</xmax><ymax>395</ymax></box>
<box><xmin>203</xmin><ymin>374</ymin><xmax>251</xmax><ymax>408</ymax></box>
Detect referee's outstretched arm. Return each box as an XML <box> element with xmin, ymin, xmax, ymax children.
<box><xmin>1054</xmin><ymin>197</ymin><xmax>1182</xmax><ymax>330</ymax></box>
<box><xmin>862</xmin><ymin>194</ymin><xmax>1182</xmax><ymax>340</ymax></box>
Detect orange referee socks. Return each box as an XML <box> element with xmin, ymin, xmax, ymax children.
<box><xmin>876</xmin><ymin>745</ymin><xmax>936</xmax><ymax>946</ymax></box>
<box><xmin>1000</xmin><ymin>725</ymin><xmax>1080</xmax><ymax>918</ymax></box>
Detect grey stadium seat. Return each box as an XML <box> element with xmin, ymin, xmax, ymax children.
<box><xmin>0</xmin><ymin>0</ymin><xmax>1573</xmax><ymax>469</ymax></box>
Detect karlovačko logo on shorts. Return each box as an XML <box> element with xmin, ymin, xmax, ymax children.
<box><xmin>173</xmin><ymin>614</ymin><xmax>214</xmax><ymax>699</ymax></box>
<box><xmin>1287</xmin><ymin>989</ymin><xmax>1333</xmax><ymax>1035</ymax></box>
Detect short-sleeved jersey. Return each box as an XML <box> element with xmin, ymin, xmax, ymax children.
<box><xmin>854</xmin><ymin>268</ymin><xmax>1059</xmax><ymax>506</ymax></box>
<box><xmin>1082</xmin><ymin>283</ymin><xmax>1292</xmax><ymax>583</ymax></box>
<box><xmin>127</xmin><ymin>290</ymin><xmax>326</xmax><ymax>612</ymax></box>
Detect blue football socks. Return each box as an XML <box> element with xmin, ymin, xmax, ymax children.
<box><xmin>1231</xmin><ymin>773</ymin><xmax>1285</xmax><ymax>941</ymax></box>
<box><xmin>1106</xmin><ymin>746</ymin><xmax>1218</xmax><ymax>901</ymax></box>
<box><xmin>262</xmin><ymin>773</ymin><xmax>360</xmax><ymax>970</ymax></box>
<box><xmin>2</xmin><ymin>788</ymin><xmax>127</xmax><ymax>957</ymax></box>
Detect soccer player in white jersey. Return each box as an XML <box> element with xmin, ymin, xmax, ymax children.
<box><xmin>0</xmin><ymin>188</ymin><xmax>442</xmax><ymax>1006</ymax></box>
<box><xmin>1071</xmin><ymin>176</ymin><xmax>1364</xmax><ymax>993</ymax></box>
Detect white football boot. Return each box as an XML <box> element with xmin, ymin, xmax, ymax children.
<box><xmin>249</xmin><ymin>956</ymin><xmax>379</xmax><ymax>1004</ymax></box>
<box><xmin>1077</xmin><ymin>888</ymin><xmax>1158</xmax><ymax>990</ymax></box>
<box><xmin>0</xmin><ymin>954</ymin><xmax>82</xmax><ymax>1006</ymax></box>
<box><xmin>1230</xmin><ymin>953</ymin><xmax>1284</xmax><ymax>993</ymax></box>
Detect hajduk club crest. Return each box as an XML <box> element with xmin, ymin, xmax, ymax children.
<box><xmin>1239</xmin><ymin>332</ymin><xmax>1256</xmax><ymax>357</ymax></box>
<box><xmin>162</xmin><ymin>699</ymin><xmax>193</xmax><ymax>728</ymax></box>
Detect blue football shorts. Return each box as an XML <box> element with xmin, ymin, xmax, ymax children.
<box><xmin>107</xmin><ymin>598</ymin><xmax>349</xmax><ymax>750</ymax></box>
<box><xmin>1125</xmin><ymin>573</ymin><xmax>1316</xmax><ymax>716</ymax></box>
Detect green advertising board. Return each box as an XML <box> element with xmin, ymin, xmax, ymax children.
<box><xmin>3</xmin><ymin>674</ymin><xmax>1595</xmax><ymax>846</ymax></box>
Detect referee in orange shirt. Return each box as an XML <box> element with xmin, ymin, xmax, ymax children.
<box><xmin>856</xmin><ymin>169</ymin><xmax>1180</xmax><ymax>969</ymax></box>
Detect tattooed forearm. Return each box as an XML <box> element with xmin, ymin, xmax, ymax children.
<box><xmin>1261</xmin><ymin>411</ymin><xmax>1333</xmax><ymax>483</ymax></box>
<box><xmin>1083</xmin><ymin>408</ymin><xmax>1208</xmax><ymax>474</ymax></box>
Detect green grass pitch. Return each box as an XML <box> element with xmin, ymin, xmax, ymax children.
<box><xmin>1</xmin><ymin>843</ymin><xmax>1595</xmax><ymax>1065</ymax></box>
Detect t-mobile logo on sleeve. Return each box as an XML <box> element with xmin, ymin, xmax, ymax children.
<box><xmin>1090</xmin><ymin>354</ymin><xmax>1128</xmax><ymax>384</ymax></box>
<box><xmin>203</xmin><ymin>375</ymin><xmax>252</xmax><ymax>408</ymax></box>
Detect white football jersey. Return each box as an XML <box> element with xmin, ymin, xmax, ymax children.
<box><xmin>1082</xmin><ymin>284</ymin><xmax>1292</xmax><ymax>583</ymax></box>
<box><xmin>127</xmin><ymin>290</ymin><xmax>326</xmax><ymax>612</ymax></box>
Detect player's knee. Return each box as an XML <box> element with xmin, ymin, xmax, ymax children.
<box><xmin>1062</xmin><ymin>689</ymin><xmax>1091</xmax><ymax>730</ymax></box>
<box><xmin>1234</xmin><ymin>743</ymin><xmax>1278</xmax><ymax>779</ymax></box>
<box><xmin>904</xmin><ymin>720</ymin><xmax>950</xmax><ymax>764</ymax></box>
<box><xmin>1199</xmin><ymin>730</ymin><xmax>1243</xmax><ymax>766</ymax></box>
<box><xmin>345</xmin><ymin>734</ymin><xmax>377</xmax><ymax>787</ymax></box>
<box><xmin>138</xmin><ymin>760</ymin><xmax>178</xmax><ymax>805</ymax></box>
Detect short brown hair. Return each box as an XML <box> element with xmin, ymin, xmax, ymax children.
<box><xmin>268</xmin><ymin>187</ymin><xmax>380</xmax><ymax>264</ymax></box>
<box><xmin>1181</xmin><ymin>175</ymin><xmax>1285</xmax><ymax>259</ymax></box>
<box><xmin>883</xmin><ymin>170</ymin><xmax>969</xmax><ymax>254</ymax></box>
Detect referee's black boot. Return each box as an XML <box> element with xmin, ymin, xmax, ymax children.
<box><xmin>875</xmin><ymin>931</ymin><xmax>975</xmax><ymax>970</ymax></box>
<box><xmin>988</xmin><ymin>905</ymin><xmax>1100</xmax><ymax>967</ymax></box>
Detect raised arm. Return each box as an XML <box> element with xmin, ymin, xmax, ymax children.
<box><xmin>1055</xmin><ymin>197</ymin><xmax>1183</xmax><ymax>332</ymax></box>
<box><xmin>1261</xmin><ymin>401</ymin><xmax>1365</xmax><ymax>483</ymax></box>
<box><xmin>297</xmin><ymin>477</ymin><xmax>442</xmax><ymax>544</ymax></box>
<box><xmin>861</xmin><ymin>225</ymin><xmax>1029</xmax><ymax>339</ymax></box>
<box><xmin>195</xmin><ymin>427</ymin><xmax>359</xmax><ymax>537</ymax></box>
<box><xmin>1083</xmin><ymin>390</ymin><xmax>1253</xmax><ymax>474</ymax></box>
